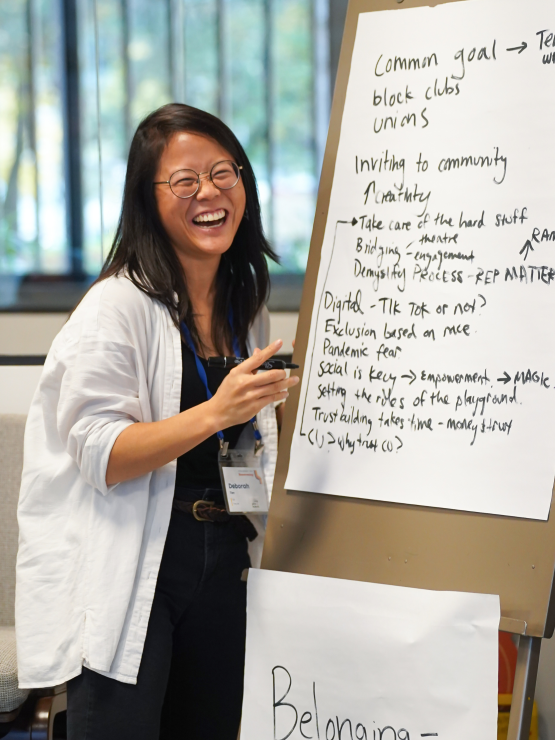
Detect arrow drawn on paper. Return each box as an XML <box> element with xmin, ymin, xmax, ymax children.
<box><xmin>507</xmin><ymin>41</ymin><xmax>528</xmax><ymax>54</ymax></box>
<box><xmin>401</xmin><ymin>369</ymin><xmax>417</xmax><ymax>384</ymax></box>
<box><xmin>519</xmin><ymin>239</ymin><xmax>534</xmax><ymax>260</ymax></box>
<box><xmin>497</xmin><ymin>371</ymin><xmax>511</xmax><ymax>385</ymax></box>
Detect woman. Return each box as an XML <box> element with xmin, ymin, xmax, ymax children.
<box><xmin>15</xmin><ymin>103</ymin><xmax>299</xmax><ymax>740</ymax></box>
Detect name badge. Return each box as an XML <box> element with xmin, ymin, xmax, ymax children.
<box><xmin>219</xmin><ymin>449</ymin><xmax>269</xmax><ymax>515</ymax></box>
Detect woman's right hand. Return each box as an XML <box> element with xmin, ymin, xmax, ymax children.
<box><xmin>208</xmin><ymin>339</ymin><xmax>300</xmax><ymax>429</ymax></box>
<box><xmin>106</xmin><ymin>339</ymin><xmax>299</xmax><ymax>486</ymax></box>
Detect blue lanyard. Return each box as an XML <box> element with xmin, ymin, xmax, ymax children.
<box><xmin>180</xmin><ymin>315</ymin><xmax>263</xmax><ymax>455</ymax></box>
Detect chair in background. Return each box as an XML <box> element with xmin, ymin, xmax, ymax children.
<box><xmin>0</xmin><ymin>414</ymin><xmax>67</xmax><ymax>740</ymax></box>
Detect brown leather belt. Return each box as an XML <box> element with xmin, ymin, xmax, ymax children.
<box><xmin>171</xmin><ymin>499</ymin><xmax>259</xmax><ymax>541</ymax></box>
<box><xmin>172</xmin><ymin>498</ymin><xmax>230</xmax><ymax>523</ymax></box>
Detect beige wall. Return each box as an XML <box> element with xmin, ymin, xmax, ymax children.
<box><xmin>0</xmin><ymin>366</ymin><xmax>43</xmax><ymax>413</ymax></box>
<box><xmin>0</xmin><ymin>314</ymin><xmax>69</xmax><ymax>355</ymax></box>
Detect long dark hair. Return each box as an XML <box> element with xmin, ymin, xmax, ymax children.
<box><xmin>97</xmin><ymin>103</ymin><xmax>278</xmax><ymax>355</ymax></box>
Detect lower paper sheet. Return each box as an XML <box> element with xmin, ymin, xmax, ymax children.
<box><xmin>240</xmin><ymin>569</ymin><xmax>500</xmax><ymax>740</ymax></box>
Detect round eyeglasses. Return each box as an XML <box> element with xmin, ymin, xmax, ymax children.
<box><xmin>153</xmin><ymin>160</ymin><xmax>243</xmax><ymax>199</ymax></box>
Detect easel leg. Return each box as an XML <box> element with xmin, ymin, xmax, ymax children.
<box><xmin>507</xmin><ymin>636</ymin><xmax>542</xmax><ymax>740</ymax></box>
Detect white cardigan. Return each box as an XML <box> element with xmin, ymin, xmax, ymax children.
<box><xmin>15</xmin><ymin>275</ymin><xmax>278</xmax><ymax>688</ymax></box>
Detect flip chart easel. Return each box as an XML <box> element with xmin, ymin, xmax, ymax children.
<box><xmin>262</xmin><ymin>1</ymin><xmax>555</xmax><ymax>738</ymax></box>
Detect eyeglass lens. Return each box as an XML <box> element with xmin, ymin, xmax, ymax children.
<box><xmin>169</xmin><ymin>160</ymin><xmax>240</xmax><ymax>199</ymax></box>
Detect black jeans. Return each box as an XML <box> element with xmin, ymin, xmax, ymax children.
<box><xmin>67</xmin><ymin>487</ymin><xmax>251</xmax><ymax>740</ymax></box>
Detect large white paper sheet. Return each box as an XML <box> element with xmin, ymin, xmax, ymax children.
<box><xmin>241</xmin><ymin>570</ymin><xmax>500</xmax><ymax>740</ymax></box>
<box><xmin>285</xmin><ymin>0</ymin><xmax>555</xmax><ymax>520</ymax></box>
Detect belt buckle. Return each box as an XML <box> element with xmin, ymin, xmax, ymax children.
<box><xmin>192</xmin><ymin>500</ymin><xmax>215</xmax><ymax>522</ymax></box>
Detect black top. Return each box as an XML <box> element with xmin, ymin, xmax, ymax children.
<box><xmin>175</xmin><ymin>342</ymin><xmax>248</xmax><ymax>488</ymax></box>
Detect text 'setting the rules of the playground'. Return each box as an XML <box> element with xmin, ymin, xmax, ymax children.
<box><xmin>286</xmin><ymin>0</ymin><xmax>555</xmax><ymax>520</ymax></box>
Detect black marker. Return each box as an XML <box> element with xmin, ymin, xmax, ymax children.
<box><xmin>208</xmin><ymin>356</ymin><xmax>299</xmax><ymax>370</ymax></box>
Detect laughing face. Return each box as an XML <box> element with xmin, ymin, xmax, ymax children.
<box><xmin>154</xmin><ymin>131</ymin><xmax>246</xmax><ymax>269</ymax></box>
